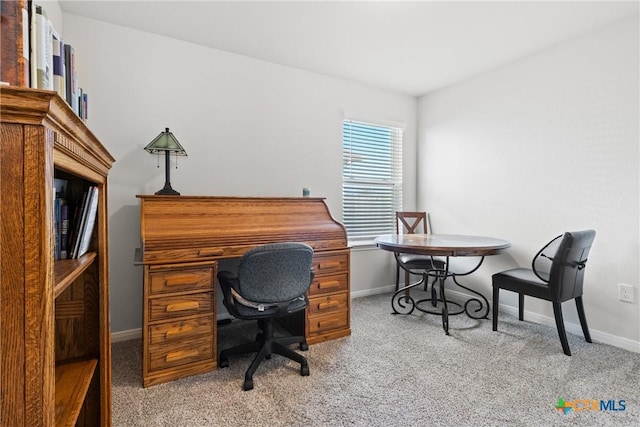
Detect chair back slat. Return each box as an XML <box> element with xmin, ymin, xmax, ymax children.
<box><xmin>396</xmin><ymin>211</ymin><xmax>430</xmax><ymax>234</ymax></box>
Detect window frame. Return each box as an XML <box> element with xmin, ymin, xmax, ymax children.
<box><xmin>342</xmin><ymin>118</ymin><xmax>404</xmax><ymax>246</ymax></box>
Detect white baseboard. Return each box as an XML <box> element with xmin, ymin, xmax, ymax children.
<box><xmin>111</xmin><ymin>328</ymin><xmax>141</xmax><ymax>343</ymax></box>
<box><xmin>499</xmin><ymin>303</ymin><xmax>640</xmax><ymax>353</ymax></box>
<box><xmin>351</xmin><ymin>285</ymin><xmax>395</xmax><ymax>299</ymax></box>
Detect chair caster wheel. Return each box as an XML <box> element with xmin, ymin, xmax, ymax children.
<box><xmin>243</xmin><ymin>379</ymin><xmax>254</xmax><ymax>391</ymax></box>
<box><xmin>300</xmin><ymin>342</ymin><xmax>308</xmax><ymax>351</ymax></box>
<box><xmin>218</xmin><ymin>357</ymin><xmax>229</xmax><ymax>368</ymax></box>
<box><xmin>301</xmin><ymin>365</ymin><xmax>310</xmax><ymax>376</ymax></box>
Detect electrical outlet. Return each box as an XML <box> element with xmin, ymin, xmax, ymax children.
<box><xmin>618</xmin><ymin>283</ymin><xmax>634</xmax><ymax>303</ymax></box>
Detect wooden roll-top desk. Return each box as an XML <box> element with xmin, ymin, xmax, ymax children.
<box><xmin>137</xmin><ymin>195</ymin><xmax>351</xmax><ymax>386</ymax></box>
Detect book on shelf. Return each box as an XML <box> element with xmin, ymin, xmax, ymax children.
<box><xmin>71</xmin><ymin>186</ymin><xmax>98</xmax><ymax>259</ymax></box>
<box><xmin>54</xmin><ymin>196</ymin><xmax>61</xmax><ymax>259</ymax></box>
<box><xmin>67</xmin><ymin>189</ymin><xmax>88</xmax><ymax>259</ymax></box>
<box><xmin>53</xmin><ymin>178</ymin><xmax>68</xmax><ymax>260</ymax></box>
<box><xmin>76</xmin><ymin>186</ymin><xmax>99</xmax><ymax>258</ymax></box>
<box><xmin>34</xmin><ymin>4</ymin><xmax>52</xmax><ymax>90</ymax></box>
<box><xmin>52</xmin><ymin>28</ymin><xmax>65</xmax><ymax>98</ymax></box>
<box><xmin>63</xmin><ymin>42</ymin><xmax>74</xmax><ymax>105</ymax></box>
<box><xmin>78</xmin><ymin>89</ymin><xmax>88</xmax><ymax>120</ymax></box>
<box><xmin>59</xmin><ymin>201</ymin><xmax>70</xmax><ymax>259</ymax></box>
<box><xmin>54</xmin><ymin>196</ymin><xmax>70</xmax><ymax>260</ymax></box>
<box><xmin>0</xmin><ymin>0</ymin><xmax>29</xmax><ymax>86</ymax></box>
<box><xmin>28</xmin><ymin>0</ymin><xmax>37</xmax><ymax>88</ymax></box>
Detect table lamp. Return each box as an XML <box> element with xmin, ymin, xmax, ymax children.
<box><xmin>144</xmin><ymin>127</ymin><xmax>187</xmax><ymax>195</ymax></box>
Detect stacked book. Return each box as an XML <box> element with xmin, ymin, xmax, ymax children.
<box><xmin>0</xmin><ymin>1</ymin><xmax>88</xmax><ymax>120</ymax></box>
<box><xmin>54</xmin><ymin>179</ymin><xmax>99</xmax><ymax>260</ymax></box>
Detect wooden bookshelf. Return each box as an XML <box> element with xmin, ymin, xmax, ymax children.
<box><xmin>0</xmin><ymin>86</ymin><xmax>114</xmax><ymax>426</ymax></box>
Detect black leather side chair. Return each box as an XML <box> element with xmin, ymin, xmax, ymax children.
<box><xmin>492</xmin><ymin>230</ymin><xmax>596</xmax><ymax>356</ymax></box>
<box><xmin>217</xmin><ymin>242</ymin><xmax>314</xmax><ymax>390</ymax></box>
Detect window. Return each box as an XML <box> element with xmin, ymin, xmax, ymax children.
<box><xmin>342</xmin><ymin>119</ymin><xmax>403</xmax><ymax>243</ymax></box>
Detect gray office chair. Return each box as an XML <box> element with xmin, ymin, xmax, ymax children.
<box><xmin>492</xmin><ymin>230</ymin><xmax>596</xmax><ymax>356</ymax></box>
<box><xmin>217</xmin><ymin>242</ymin><xmax>314</xmax><ymax>390</ymax></box>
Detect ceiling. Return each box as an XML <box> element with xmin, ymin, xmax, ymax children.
<box><xmin>59</xmin><ymin>1</ymin><xmax>639</xmax><ymax>97</ymax></box>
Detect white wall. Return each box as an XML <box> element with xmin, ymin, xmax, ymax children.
<box><xmin>62</xmin><ymin>14</ymin><xmax>416</xmax><ymax>333</ymax></box>
<box><xmin>417</xmin><ymin>18</ymin><xmax>639</xmax><ymax>350</ymax></box>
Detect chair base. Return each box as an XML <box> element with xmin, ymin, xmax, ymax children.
<box><xmin>218</xmin><ymin>319</ymin><xmax>309</xmax><ymax>390</ymax></box>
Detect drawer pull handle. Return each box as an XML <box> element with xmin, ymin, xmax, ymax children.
<box><xmin>318</xmin><ymin>280</ymin><xmax>340</xmax><ymax>289</ymax></box>
<box><xmin>318</xmin><ymin>319</ymin><xmax>340</xmax><ymax>328</ymax></box>
<box><xmin>318</xmin><ymin>300</ymin><xmax>340</xmax><ymax>310</ymax></box>
<box><xmin>318</xmin><ymin>261</ymin><xmax>340</xmax><ymax>270</ymax></box>
<box><xmin>166</xmin><ymin>301</ymin><xmax>200</xmax><ymax>312</ymax></box>
<box><xmin>165</xmin><ymin>275</ymin><xmax>201</xmax><ymax>286</ymax></box>
<box><xmin>165</xmin><ymin>349</ymin><xmax>199</xmax><ymax>363</ymax></box>
<box><xmin>198</xmin><ymin>248</ymin><xmax>224</xmax><ymax>257</ymax></box>
<box><xmin>165</xmin><ymin>325</ymin><xmax>193</xmax><ymax>338</ymax></box>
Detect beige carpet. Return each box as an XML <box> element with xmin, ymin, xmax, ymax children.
<box><xmin>112</xmin><ymin>291</ymin><xmax>640</xmax><ymax>426</ymax></box>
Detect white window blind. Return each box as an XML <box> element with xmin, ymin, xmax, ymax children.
<box><xmin>342</xmin><ymin>119</ymin><xmax>403</xmax><ymax>242</ymax></box>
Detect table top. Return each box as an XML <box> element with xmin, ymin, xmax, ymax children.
<box><xmin>375</xmin><ymin>233</ymin><xmax>511</xmax><ymax>257</ymax></box>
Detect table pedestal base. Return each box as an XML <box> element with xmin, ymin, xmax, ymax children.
<box><xmin>391</xmin><ymin>256</ymin><xmax>489</xmax><ymax>335</ymax></box>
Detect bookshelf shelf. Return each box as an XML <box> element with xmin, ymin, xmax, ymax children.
<box><xmin>54</xmin><ymin>252</ymin><xmax>97</xmax><ymax>298</ymax></box>
<box><xmin>54</xmin><ymin>359</ymin><xmax>98</xmax><ymax>427</ymax></box>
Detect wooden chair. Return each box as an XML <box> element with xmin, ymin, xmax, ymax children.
<box><xmin>395</xmin><ymin>212</ymin><xmax>444</xmax><ymax>292</ymax></box>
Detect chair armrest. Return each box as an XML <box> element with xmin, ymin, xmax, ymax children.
<box><xmin>217</xmin><ymin>270</ymin><xmax>241</xmax><ymax>314</ymax></box>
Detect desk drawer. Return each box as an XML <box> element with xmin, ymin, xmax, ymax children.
<box><xmin>149</xmin><ymin>315</ymin><xmax>214</xmax><ymax>345</ymax></box>
<box><xmin>149</xmin><ymin>266</ymin><xmax>215</xmax><ymax>295</ymax></box>
<box><xmin>149</xmin><ymin>293</ymin><xmax>214</xmax><ymax>321</ymax></box>
<box><xmin>312</xmin><ymin>252</ymin><xmax>349</xmax><ymax>277</ymax></box>
<box><xmin>307</xmin><ymin>311</ymin><xmax>349</xmax><ymax>336</ymax></box>
<box><xmin>309</xmin><ymin>273</ymin><xmax>348</xmax><ymax>297</ymax></box>
<box><xmin>148</xmin><ymin>338</ymin><xmax>214</xmax><ymax>371</ymax></box>
<box><xmin>308</xmin><ymin>293</ymin><xmax>349</xmax><ymax>316</ymax></box>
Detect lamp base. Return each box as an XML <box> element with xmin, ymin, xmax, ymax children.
<box><xmin>155</xmin><ymin>183</ymin><xmax>180</xmax><ymax>196</ymax></box>
<box><xmin>154</xmin><ymin>151</ymin><xmax>181</xmax><ymax>195</ymax></box>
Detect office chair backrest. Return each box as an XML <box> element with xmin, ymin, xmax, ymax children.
<box><xmin>546</xmin><ymin>230</ymin><xmax>596</xmax><ymax>301</ymax></box>
<box><xmin>236</xmin><ymin>242</ymin><xmax>314</xmax><ymax>304</ymax></box>
<box><xmin>396</xmin><ymin>211</ymin><xmax>431</xmax><ymax>234</ymax></box>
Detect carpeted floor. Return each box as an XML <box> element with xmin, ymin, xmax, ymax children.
<box><xmin>112</xmin><ymin>291</ymin><xmax>640</xmax><ymax>426</ymax></box>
